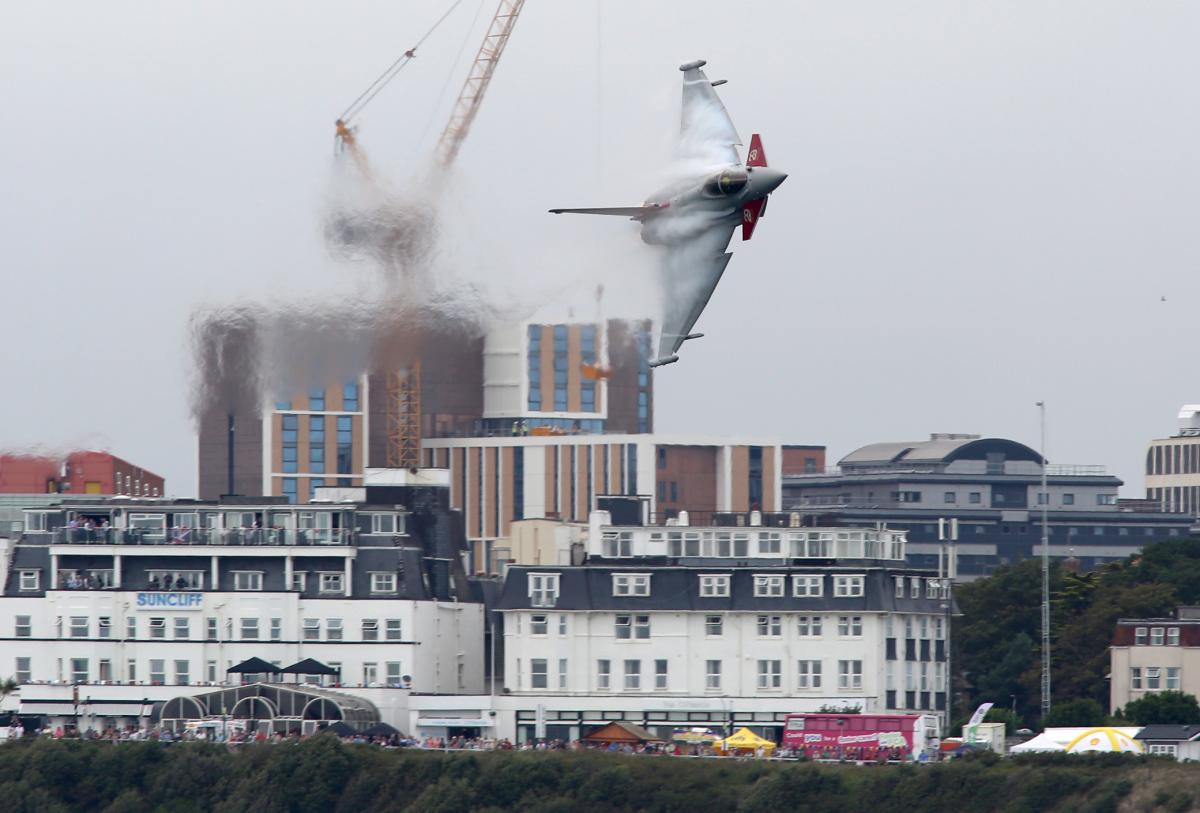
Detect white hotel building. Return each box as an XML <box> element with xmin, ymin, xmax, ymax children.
<box><xmin>492</xmin><ymin>508</ymin><xmax>950</xmax><ymax>743</ymax></box>
<box><xmin>0</xmin><ymin>480</ymin><xmax>484</xmax><ymax>732</ymax></box>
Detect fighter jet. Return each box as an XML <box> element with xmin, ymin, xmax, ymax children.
<box><xmin>550</xmin><ymin>59</ymin><xmax>787</xmax><ymax>367</ymax></box>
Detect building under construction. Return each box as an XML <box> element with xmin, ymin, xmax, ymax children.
<box><xmin>195</xmin><ymin>313</ymin><xmax>652</xmax><ymax>503</ymax></box>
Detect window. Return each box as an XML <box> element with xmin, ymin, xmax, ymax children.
<box><xmin>705</xmin><ymin>615</ymin><xmax>723</xmax><ymax>636</ymax></box>
<box><xmin>149</xmin><ymin>617</ymin><xmax>166</xmax><ymax>639</ymax></box>
<box><xmin>531</xmin><ymin>658</ymin><xmax>548</xmax><ymax>689</ymax></box>
<box><xmin>838</xmin><ymin>660</ymin><xmax>864</xmax><ymax>690</ymax></box>
<box><xmin>291</xmin><ymin>573</ymin><xmax>307</xmax><ymax>592</ymax></box>
<box><xmin>558</xmin><ymin>615</ymin><xmax>568</xmax><ymax>636</ymax></box>
<box><xmin>798</xmin><ymin>660</ymin><xmax>822</xmax><ymax>689</ymax></box>
<box><xmin>370</xmin><ymin>573</ymin><xmax>397</xmax><ymax>594</ymax></box>
<box><xmin>175</xmin><ymin>659</ymin><xmax>190</xmax><ymax>686</ymax></box>
<box><xmin>1168</xmin><ymin>667</ymin><xmax>1181</xmax><ymax>690</ymax></box>
<box><xmin>753</xmin><ymin>575</ymin><xmax>784</xmax><ymax>597</ymax></box>
<box><xmin>326</xmin><ymin>618</ymin><xmax>344</xmax><ymax>641</ymax></box>
<box><xmin>1036</xmin><ymin>492</ymin><xmax>1049</xmax><ymax>505</ymax></box>
<box><xmin>943</xmin><ymin>492</ymin><xmax>955</xmax><ymax>504</ymax></box>
<box><xmin>623</xmin><ymin>660</ymin><xmax>641</xmax><ymax>690</ymax></box>
<box><xmin>206</xmin><ymin>617</ymin><xmax>218</xmax><ymax>641</ymax></box>
<box><xmin>798</xmin><ymin>615</ymin><xmax>823</xmax><ymax>637</ymax></box>
<box><xmin>529</xmin><ymin>573</ymin><xmax>560</xmax><ymax>607</ymax></box>
<box><xmin>700</xmin><ymin>575</ymin><xmax>730</xmax><ymax>597</ymax></box>
<box><xmin>705</xmin><ymin>660</ymin><xmax>722</xmax><ymax>691</ymax></box>
<box><xmin>759</xmin><ymin>532</ymin><xmax>782</xmax><ymax>554</ymax></box>
<box><xmin>558</xmin><ymin>658</ymin><xmax>568</xmax><ymax>690</ymax></box>
<box><xmin>174</xmin><ymin>617</ymin><xmax>190</xmax><ymax>639</ymax></box>
<box><xmin>926</xmin><ymin>580</ymin><xmax>938</xmax><ymax>599</ymax></box>
<box><xmin>15</xmin><ymin>657</ymin><xmax>31</xmax><ymax>684</ymax></box>
<box><xmin>1131</xmin><ymin>667</ymin><xmax>1142</xmax><ymax>690</ymax></box>
<box><xmin>385</xmin><ymin>619</ymin><xmax>402</xmax><ymax>640</ymax></box>
<box><xmin>1135</xmin><ymin>627</ymin><xmax>1148</xmax><ymax>646</ymax></box>
<box><xmin>128</xmin><ymin>660</ymin><xmax>137</xmax><ymax>683</ymax></box>
<box><xmin>69</xmin><ymin>617</ymin><xmax>88</xmax><ymax>638</ymax></box>
<box><xmin>71</xmin><ymin>658</ymin><xmax>88</xmax><ymax>684</ymax></box>
<box><xmin>1150</xmin><ymin>743</ymin><xmax>1178</xmax><ymax>757</ymax></box>
<box><xmin>1168</xmin><ymin>627</ymin><xmax>1180</xmax><ymax>646</ymax></box>
<box><xmin>969</xmin><ymin>492</ymin><xmax>981</xmax><ymax>504</ymax></box>
<box><xmin>241</xmin><ymin>618</ymin><xmax>260</xmax><ymax>640</ymax></box>
<box><xmin>615</xmin><ymin>614</ymin><xmax>650</xmax><ymax>639</ymax></box>
<box><xmin>654</xmin><ymin>659</ymin><xmax>669</xmax><ymax>690</ymax></box>
<box><xmin>340</xmin><ymin>380</ymin><xmax>360</xmax><ymax>411</ymax></box>
<box><xmin>838</xmin><ymin>616</ymin><xmax>863</xmax><ymax>637</ymax></box>
<box><xmin>613</xmin><ymin>574</ymin><xmax>651</xmax><ymax>596</ymax></box>
<box><xmin>15</xmin><ymin>616</ymin><xmax>31</xmax><ymax>638</ymax></box>
<box><xmin>1152</xmin><ymin>628</ymin><xmax>1165</xmax><ymax>646</ymax></box>
<box><xmin>303</xmin><ymin>618</ymin><xmax>321</xmax><ymax>640</ymax></box>
<box><xmin>1098</xmin><ymin>494</ymin><xmax>1118</xmax><ymax>506</ymax></box>
<box><xmin>386</xmin><ymin>662</ymin><xmax>404</xmax><ymax>687</ymax></box>
<box><xmin>895</xmin><ymin>577</ymin><xmax>905</xmax><ymax>598</ymax></box>
<box><xmin>150</xmin><ymin>659</ymin><xmax>166</xmax><ymax>685</ymax></box>
<box><xmin>97</xmin><ymin>617</ymin><xmax>111</xmax><ymax>639</ymax></box>
<box><xmin>894</xmin><ymin>491</ymin><xmax>921</xmax><ymax>503</ymax></box>
<box><xmin>597</xmin><ymin>659</ymin><xmax>611</xmax><ymax>691</ymax></box>
<box><xmin>602</xmin><ymin>532</ymin><xmax>633</xmax><ymax>557</ymax></box>
<box><xmin>834</xmin><ymin>575</ymin><xmax>864</xmax><ymax>597</ymax></box>
<box><xmin>757</xmin><ymin>660</ymin><xmax>782</xmax><ymax>690</ymax></box>
<box><xmin>233</xmin><ymin>571</ymin><xmax>262</xmax><ymax>591</ymax></box>
<box><xmin>757</xmin><ymin>615</ymin><xmax>782</xmax><ymax>638</ymax></box>
<box><xmin>363</xmin><ymin>663</ymin><xmax>378</xmax><ymax>686</ymax></box>
<box><xmin>1147</xmin><ymin>667</ymin><xmax>1162</xmax><ymax>690</ymax></box>
<box><xmin>531</xmin><ymin>614</ymin><xmax>549</xmax><ymax>635</ymax></box>
<box><xmin>126</xmin><ymin>617</ymin><xmax>137</xmax><ymax>639</ymax></box>
<box><xmin>1063</xmin><ymin>493</ymin><xmax>1075</xmax><ymax>505</ymax></box>
<box><xmin>793</xmin><ymin>575</ymin><xmax>823</xmax><ymax>597</ymax></box>
<box><xmin>362</xmin><ymin>619</ymin><xmax>379</xmax><ymax>641</ymax></box>
<box><xmin>368</xmin><ymin>513</ymin><xmax>404</xmax><ymax>534</ymax></box>
<box><xmin>18</xmin><ymin>571</ymin><xmax>39</xmax><ymax>591</ymax></box>
<box><xmin>319</xmin><ymin>573</ymin><xmax>344</xmax><ymax>594</ymax></box>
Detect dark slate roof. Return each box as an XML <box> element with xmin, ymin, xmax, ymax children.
<box><xmin>497</xmin><ymin>564</ymin><xmax>948</xmax><ymax>613</ymax></box>
<box><xmin>1134</xmin><ymin>724</ymin><xmax>1200</xmax><ymax>742</ymax></box>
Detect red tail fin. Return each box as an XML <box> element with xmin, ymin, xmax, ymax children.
<box><xmin>742</xmin><ymin>198</ymin><xmax>766</xmax><ymax>240</ymax></box>
<box><xmin>746</xmin><ymin>134</ymin><xmax>767</xmax><ymax>167</ymax></box>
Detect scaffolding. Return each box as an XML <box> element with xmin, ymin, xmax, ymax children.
<box><xmin>387</xmin><ymin>362</ymin><xmax>422</xmax><ymax>469</ymax></box>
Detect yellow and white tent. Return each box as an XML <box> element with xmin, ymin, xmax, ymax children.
<box><xmin>1010</xmin><ymin>726</ymin><xmax>1144</xmax><ymax>754</ymax></box>
<box><xmin>718</xmin><ymin>727</ymin><xmax>777</xmax><ymax>753</ymax></box>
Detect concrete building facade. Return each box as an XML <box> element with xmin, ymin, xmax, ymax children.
<box><xmin>1145</xmin><ymin>406</ymin><xmax>1200</xmax><ymax>516</ymax></box>
<box><xmin>785</xmin><ymin>434</ymin><xmax>1193</xmax><ymax>578</ymax></box>
<box><xmin>1110</xmin><ymin>608</ymin><xmax>1200</xmax><ymax>713</ymax></box>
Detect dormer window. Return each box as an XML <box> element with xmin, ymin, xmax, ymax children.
<box><xmin>699</xmin><ymin>575</ymin><xmax>730</xmax><ymax>597</ymax></box>
<box><xmin>753</xmin><ymin>575</ymin><xmax>784</xmax><ymax>597</ymax></box>
<box><xmin>613</xmin><ymin>574</ymin><xmax>651</xmax><ymax>597</ymax></box>
<box><xmin>529</xmin><ymin>573</ymin><xmax>560</xmax><ymax>607</ymax></box>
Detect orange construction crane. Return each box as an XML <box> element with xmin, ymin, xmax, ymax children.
<box><xmin>435</xmin><ymin>0</ymin><xmax>527</xmax><ymax>168</ymax></box>
<box><xmin>385</xmin><ymin>0</ymin><xmax>527</xmax><ymax>468</ymax></box>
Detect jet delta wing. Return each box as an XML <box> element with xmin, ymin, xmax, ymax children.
<box><xmin>549</xmin><ymin>60</ymin><xmax>787</xmax><ymax>368</ymax></box>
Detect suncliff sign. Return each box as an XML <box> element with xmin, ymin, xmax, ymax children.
<box><xmin>135</xmin><ymin>592</ymin><xmax>203</xmax><ymax>610</ymax></box>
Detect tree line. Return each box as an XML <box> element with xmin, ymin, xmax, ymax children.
<box><xmin>953</xmin><ymin>537</ymin><xmax>1200</xmax><ymax>730</ymax></box>
<box><xmin>0</xmin><ymin>737</ymin><xmax>1179</xmax><ymax>813</ymax></box>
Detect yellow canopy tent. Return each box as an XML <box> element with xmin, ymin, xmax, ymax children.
<box><xmin>718</xmin><ymin>727</ymin><xmax>777</xmax><ymax>754</ymax></box>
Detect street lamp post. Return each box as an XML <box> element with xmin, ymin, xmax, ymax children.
<box><xmin>1037</xmin><ymin>401</ymin><xmax>1052</xmax><ymax>718</ymax></box>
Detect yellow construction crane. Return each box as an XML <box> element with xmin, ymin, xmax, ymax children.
<box><xmin>333</xmin><ymin>0</ymin><xmax>528</xmax><ymax>468</ymax></box>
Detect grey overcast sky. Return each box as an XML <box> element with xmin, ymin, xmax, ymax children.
<box><xmin>3</xmin><ymin>1</ymin><xmax>1198</xmax><ymax>495</ymax></box>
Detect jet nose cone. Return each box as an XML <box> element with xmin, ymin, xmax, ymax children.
<box><xmin>755</xmin><ymin>167</ymin><xmax>788</xmax><ymax>193</ymax></box>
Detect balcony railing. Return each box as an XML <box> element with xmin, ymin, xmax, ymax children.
<box><xmin>36</xmin><ymin>528</ymin><xmax>357</xmax><ymax>546</ymax></box>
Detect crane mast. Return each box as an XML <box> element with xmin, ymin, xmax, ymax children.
<box><xmin>387</xmin><ymin>0</ymin><xmax>527</xmax><ymax>468</ymax></box>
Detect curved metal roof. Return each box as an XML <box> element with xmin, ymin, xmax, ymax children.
<box><xmin>840</xmin><ymin>436</ymin><xmax>1043</xmax><ymax>467</ymax></box>
<box><xmin>158</xmin><ymin>682</ymin><xmax>379</xmax><ymax>726</ymax></box>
